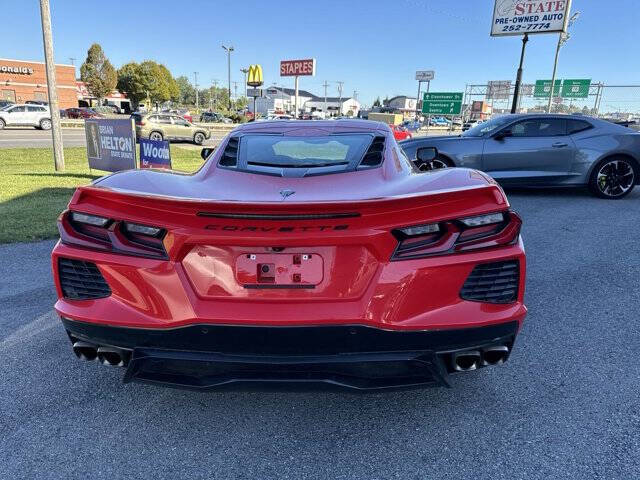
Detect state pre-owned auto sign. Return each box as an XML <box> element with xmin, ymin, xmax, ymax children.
<box><xmin>280</xmin><ymin>59</ymin><xmax>316</xmax><ymax>77</ymax></box>
<box><xmin>491</xmin><ymin>0</ymin><xmax>571</xmax><ymax>36</ymax></box>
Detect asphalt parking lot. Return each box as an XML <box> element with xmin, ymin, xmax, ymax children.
<box><xmin>1</xmin><ymin>187</ymin><xmax>639</xmax><ymax>479</ymax></box>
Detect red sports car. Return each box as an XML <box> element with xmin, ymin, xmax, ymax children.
<box><xmin>390</xmin><ymin>123</ymin><xmax>412</xmax><ymax>140</ymax></box>
<box><xmin>52</xmin><ymin>119</ymin><xmax>526</xmax><ymax>390</ymax></box>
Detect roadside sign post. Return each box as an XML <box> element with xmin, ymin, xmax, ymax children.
<box><xmin>415</xmin><ymin>71</ymin><xmax>435</xmax><ymax>120</ymax></box>
<box><xmin>247</xmin><ymin>65</ymin><xmax>263</xmax><ymax>119</ymax></box>
<box><xmin>490</xmin><ymin>0</ymin><xmax>573</xmax><ymax>113</ymax></box>
<box><xmin>280</xmin><ymin>59</ymin><xmax>316</xmax><ymax>118</ymax></box>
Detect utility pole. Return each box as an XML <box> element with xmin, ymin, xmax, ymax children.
<box><xmin>221</xmin><ymin>44</ymin><xmax>234</xmax><ymax>110</ymax></box>
<box><xmin>211</xmin><ymin>79</ymin><xmax>219</xmax><ymax>111</ymax></box>
<box><xmin>240</xmin><ymin>68</ymin><xmax>249</xmax><ymax>97</ymax></box>
<box><xmin>547</xmin><ymin>12</ymin><xmax>580</xmax><ymax>113</ymax></box>
<box><xmin>322</xmin><ymin>80</ymin><xmax>329</xmax><ymax>116</ymax></box>
<box><xmin>336</xmin><ymin>81</ymin><xmax>344</xmax><ymax>117</ymax></box>
<box><xmin>39</xmin><ymin>0</ymin><xmax>64</xmax><ymax>171</ymax></box>
<box><xmin>511</xmin><ymin>33</ymin><xmax>529</xmax><ymax>114</ymax></box>
<box><xmin>193</xmin><ymin>71</ymin><xmax>199</xmax><ymax>111</ymax></box>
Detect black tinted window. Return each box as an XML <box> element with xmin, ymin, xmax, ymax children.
<box><xmin>10</xmin><ymin>106</ymin><xmax>26</xmax><ymax>112</ymax></box>
<box><xmin>511</xmin><ymin>118</ymin><xmax>565</xmax><ymax>137</ymax></box>
<box><xmin>567</xmin><ymin>119</ymin><xmax>592</xmax><ymax>134</ymax></box>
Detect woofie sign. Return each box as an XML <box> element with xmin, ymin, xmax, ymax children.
<box><xmin>280</xmin><ymin>59</ymin><xmax>316</xmax><ymax>77</ymax></box>
<box><xmin>491</xmin><ymin>0</ymin><xmax>571</xmax><ymax>36</ymax></box>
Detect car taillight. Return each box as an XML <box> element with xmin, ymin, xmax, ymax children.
<box><xmin>59</xmin><ymin>211</ymin><xmax>168</xmax><ymax>259</ymax></box>
<box><xmin>136</xmin><ymin>121</ymin><xmax>145</xmax><ymax>126</ymax></box>
<box><xmin>391</xmin><ymin>210</ymin><xmax>521</xmax><ymax>260</ymax></box>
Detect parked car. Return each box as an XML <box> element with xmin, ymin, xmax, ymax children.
<box><xmin>0</xmin><ymin>104</ymin><xmax>51</xmax><ymax>130</ymax></box>
<box><xmin>429</xmin><ymin>116</ymin><xmax>451</xmax><ymax>127</ymax></box>
<box><xmin>401</xmin><ymin>113</ymin><xmax>640</xmax><ymax>199</ymax></box>
<box><xmin>65</xmin><ymin>107</ymin><xmax>104</xmax><ymax>119</ymax></box>
<box><xmin>389</xmin><ymin>123</ymin><xmax>412</xmax><ymax>140</ymax></box>
<box><xmin>52</xmin><ymin>118</ymin><xmax>527</xmax><ymax>390</ymax></box>
<box><xmin>200</xmin><ymin>112</ymin><xmax>232</xmax><ymax>124</ymax></box>
<box><xmin>401</xmin><ymin>120</ymin><xmax>422</xmax><ymax>131</ymax></box>
<box><xmin>134</xmin><ymin>113</ymin><xmax>211</xmax><ymax>144</ymax></box>
<box><xmin>462</xmin><ymin>119</ymin><xmax>481</xmax><ymax>131</ymax></box>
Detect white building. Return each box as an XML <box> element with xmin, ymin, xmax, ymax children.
<box><xmin>248</xmin><ymin>86</ymin><xmax>360</xmax><ymax>117</ymax></box>
<box><xmin>385</xmin><ymin>96</ymin><xmax>418</xmax><ymax>119</ymax></box>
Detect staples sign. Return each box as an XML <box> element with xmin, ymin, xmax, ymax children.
<box><xmin>280</xmin><ymin>59</ymin><xmax>316</xmax><ymax>77</ymax></box>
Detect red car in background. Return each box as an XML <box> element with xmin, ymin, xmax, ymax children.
<box><xmin>52</xmin><ymin>120</ymin><xmax>526</xmax><ymax>390</ymax></box>
<box><xmin>390</xmin><ymin>123</ymin><xmax>412</xmax><ymax>140</ymax></box>
<box><xmin>65</xmin><ymin>107</ymin><xmax>104</xmax><ymax>119</ymax></box>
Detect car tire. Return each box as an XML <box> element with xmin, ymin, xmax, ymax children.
<box><xmin>0</xmin><ymin>119</ymin><xmax>5</xmax><ymax>130</ymax></box>
<box><xmin>149</xmin><ymin>131</ymin><xmax>163</xmax><ymax>141</ymax></box>
<box><xmin>193</xmin><ymin>132</ymin><xmax>205</xmax><ymax>145</ymax></box>
<box><xmin>588</xmin><ymin>156</ymin><xmax>637</xmax><ymax>199</ymax></box>
<box><xmin>40</xmin><ymin>118</ymin><xmax>52</xmax><ymax>130</ymax></box>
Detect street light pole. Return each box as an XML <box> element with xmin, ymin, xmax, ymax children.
<box><xmin>336</xmin><ymin>80</ymin><xmax>344</xmax><ymax>117</ymax></box>
<box><xmin>39</xmin><ymin>0</ymin><xmax>64</xmax><ymax>171</ymax></box>
<box><xmin>240</xmin><ymin>68</ymin><xmax>248</xmax><ymax>97</ymax></box>
<box><xmin>221</xmin><ymin>45</ymin><xmax>234</xmax><ymax>110</ymax></box>
<box><xmin>193</xmin><ymin>71</ymin><xmax>199</xmax><ymax>111</ymax></box>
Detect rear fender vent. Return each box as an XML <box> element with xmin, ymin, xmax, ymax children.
<box><xmin>359</xmin><ymin>136</ymin><xmax>385</xmax><ymax>168</ymax></box>
<box><xmin>460</xmin><ymin>260</ymin><xmax>519</xmax><ymax>304</ymax></box>
<box><xmin>58</xmin><ymin>258</ymin><xmax>111</xmax><ymax>300</ymax></box>
<box><xmin>219</xmin><ymin>136</ymin><xmax>239</xmax><ymax>167</ymax></box>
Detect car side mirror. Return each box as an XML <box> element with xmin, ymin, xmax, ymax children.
<box><xmin>494</xmin><ymin>130</ymin><xmax>512</xmax><ymax>141</ymax></box>
<box><xmin>200</xmin><ymin>147</ymin><xmax>215</xmax><ymax>161</ymax></box>
<box><xmin>416</xmin><ymin>147</ymin><xmax>438</xmax><ymax>163</ymax></box>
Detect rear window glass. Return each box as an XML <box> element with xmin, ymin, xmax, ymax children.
<box><xmin>239</xmin><ymin>135</ymin><xmax>372</xmax><ymax>169</ymax></box>
<box><xmin>567</xmin><ymin>119</ymin><xmax>592</xmax><ymax>134</ymax></box>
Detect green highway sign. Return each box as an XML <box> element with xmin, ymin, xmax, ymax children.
<box><xmin>422</xmin><ymin>92</ymin><xmax>463</xmax><ymax>114</ymax></box>
<box><xmin>534</xmin><ymin>79</ymin><xmax>562</xmax><ymax>98</ymax></box>
<box><xmin>561</xmin><ymin>79</ymin><xmax>591</xmax><ymax>98</ymax></box>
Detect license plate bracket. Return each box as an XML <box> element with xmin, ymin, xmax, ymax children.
<box><xmin>236</xmin><ymin>253</ymin><xmax>323</xmax><ymax>287</ymax></box>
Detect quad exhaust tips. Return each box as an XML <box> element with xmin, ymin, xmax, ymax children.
<box><xmin>452</xmin><ymin>350</ymin><xmax>481</xmax><ymax>372</ymax></box>
<box><xmin>97</xmin><ymin>347</ymin><xmax>125</xmax><ymax>367</ymax></box>
<box><xmin>482</xmin><ymin>345</ymin><xmax>510</xmax><ymax>366</ymax></box>
<box><xmin>451</xmin><ymin>345</ymin><xmax>510</xmax><ymax>372</ymax></box>
<box><xmin>71</xmin><ymin>341</ymin><xmax>127</xmax><ymax>367</ymax></box>
<box><xmin>72</xmin><ymin>341</ymin><xmax>98</xmax><ymax>361</ymax></box>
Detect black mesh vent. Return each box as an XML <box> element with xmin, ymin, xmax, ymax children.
<box><xmin>219</xmin><ymin>137</ymin><xmax>239</xmax><ymax>167</ymax></box>
<box><xmin>58</xmin><ymin>258</ymin><xmax>111</xmax><ymax>300</ymax></box>
<box><xmin>359</xmin><ymin>136</ymin><xmax>385</xmax><ymax>167</ymax></box>
<box><xmin>460</xmin><ymin>261</ymin><xmax>519</xmax><ymax>304</ymax></box>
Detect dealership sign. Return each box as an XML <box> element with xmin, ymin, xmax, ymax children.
<box><xmin>491</xmin><ymin>0</ymin><xmax>572</xmax><ymax>36</ymax></box>
<box><xmin>0</xmin><ymin>65</ymin><xmax>34</xmax><ymax>75</ymax></box>
<box><xmin>140</xmin><ymin>138</ymin><xmax>171</xmax><ymax>169</ymax></box>
<box><xmin>422</xmin><ymin>92</ymin><xmax>463</xmax><ymax>115</ymax></box>
<box><xmin>280</xmin><ymin>59</ymin><xmax>316</xmax><ymax>76</ymax></box>
<box><xmin>85</xmin><ymin>118</ymin><xmax>137</xmax><ymax>172</ymax></box>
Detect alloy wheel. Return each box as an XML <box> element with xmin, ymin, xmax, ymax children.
<box><xmin>40</xmin><ymin>119</ymin><xmax>52</xmax><ymax>130</ymax></box>
<box><xmin>418</xmin><ymin>158</ymin><xmax>450</xmax><ymax>171</ymax></box>
<box><xmin>149</xmin><ymin>132</ymin><xmax>163</xmax><ymax>141</ymax></box>
<box><xmin>597</xmin><ymin>159</ymin><xmax>635</xmax><ymax>198</ymax></box>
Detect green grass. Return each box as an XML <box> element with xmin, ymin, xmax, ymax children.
<box><xmin>0</xmin><ymin>146</ymin><xmax>203</xmax><ymax>244</ymax></box>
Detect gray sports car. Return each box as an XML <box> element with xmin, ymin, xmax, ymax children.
<box><xmin>400</xmin><ymin>114</ymin><xmax>640</xmax><ymax>199</ymax></box>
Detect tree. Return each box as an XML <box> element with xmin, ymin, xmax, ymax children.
<box><xmin>117</xmin><ymin>61</ymin><xmax>179</xmax><ymax>108</ymax></box>
<box><xmin>80</xmin><ymin>43</ymin><xmax>117</xmax><ymax>103</ymax></box>
<box><xmin>373</xmin><ymin>97</ymin><xmax>381</xmax><ymax>107</ymax></box>
<box><xmin>175</xmin><ymin>76</ymin><xmax>195</xmax><ymax>105</ymax></box>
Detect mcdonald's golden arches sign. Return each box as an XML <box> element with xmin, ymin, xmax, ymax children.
<box><xmin>247</xmin><ymin>65</ymin><xmax>263</xmax><ymax>87</ymax></box>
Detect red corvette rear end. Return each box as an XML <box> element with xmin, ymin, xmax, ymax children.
<box><xmin>52</xmin><ymin>120</ymin><xmax>526</xmax><ymax>390</ymax></box>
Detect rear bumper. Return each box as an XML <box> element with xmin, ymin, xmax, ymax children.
<box><xmin>62</xmin><ymin>317</ymin><xmax>519</xmax><ymax>391</ymax></box>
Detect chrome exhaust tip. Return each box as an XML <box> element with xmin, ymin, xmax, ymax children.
<box><xmin>482</xmin><ymin>345</ymin><xmax>510</xmax><ymax>366</ymax></box>
<box><xmin>72</xmin><ymin>341</ymin><xmax>98</xmax><ymax>361</ymax></box>
<box><xmin>452</xmin><ymin>350</ymin><xmax>481</xmax><ymax>372</ymax></box>
<box><xmin>97</xmin><ymin>347</ymin><xmax>125</xmax><ymax>367</ymax></box>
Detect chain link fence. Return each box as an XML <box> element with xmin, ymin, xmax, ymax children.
<box><xmin>462</xmin><ymin>83</ymin><xmax>640</xmax><ymax>121</ymax></box>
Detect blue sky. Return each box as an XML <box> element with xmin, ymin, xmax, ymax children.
<box><xmin>3</xmin><ymin>0</ymin><xmax>639</xmax><ymax>106</ymax></box>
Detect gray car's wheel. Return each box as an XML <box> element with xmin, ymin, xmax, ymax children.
<box><xmin>149</xmin><ymin>131</ymin><xmax>163</xmax><ymax>141</ymax></box>
<box><xmin>0</xmin><ymin>119</ymin><xmax>5</xmax><ymax>130</ymax></box>
<box><xmin>193</xmin><ymin>132</ymin><xmax>205</xmax><ymax>145</ymax></box>
<box><xmin>417</xmin><ymin>156</ymin><xmax>452</xmax><ymax>172</ymax></box>
<box><xmin>40</xmin><ymin>118</ymin><xmax>52</xmax><ymax>130</ymax></box>
<box><xmin>589</xmin><ymin>157</ymin><xmax>637</xmax><ymax>199</ymax></box>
